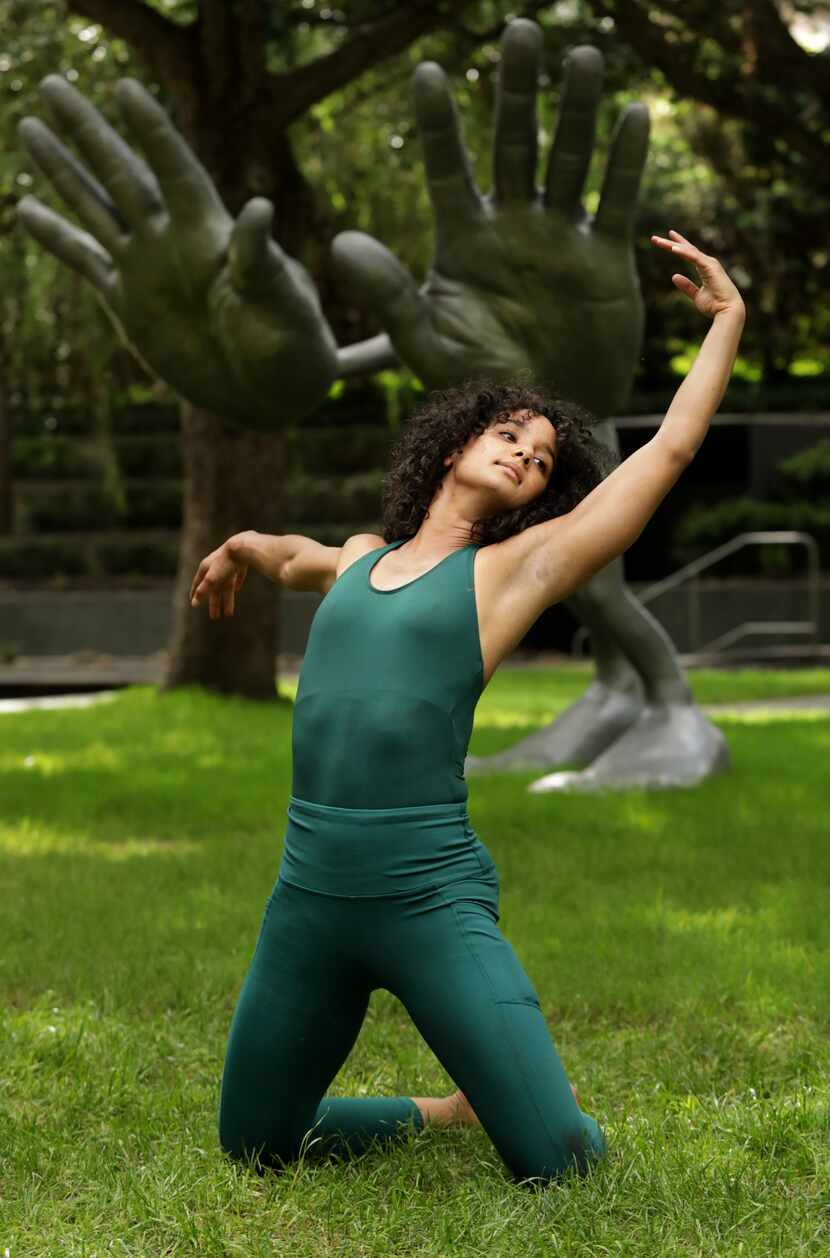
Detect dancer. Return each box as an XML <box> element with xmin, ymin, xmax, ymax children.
<box><xmin>190</xmin><ymin>232</ymin><xmax>744</xmax><ymax>1182</ymax></box>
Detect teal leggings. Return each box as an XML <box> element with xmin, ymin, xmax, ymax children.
<box><xmin>219</xmin><ymin>797</ymin><xmax>606</xmax><ymax>1183</ymax></box>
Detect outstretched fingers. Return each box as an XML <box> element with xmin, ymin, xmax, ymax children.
<box><xmin>39</xmin><ymin>74</ymin><xmax>163</xmax><ymax>231</ymax></box>
<box><xmin>18</xmin><ymin>116</ymin><xmax>126</xmax><ymax>253</ymax></box>
<box><xmin>594</xmin><ymin>103</ymin><xmax>650</xmax><ymax>240</ymax></box>
<box><xmin>115</xmin><ymin>79</ymin><xmax>226</xmax><ymax>226</ymax></box>
<box><xmin>492</xmin><ymin>18</ymin><xmax>542</xmax><ymax>204</ymax></box>
<box><xmin>651</xmin><ymin>231</ymin><xmax>744</xmax><ymax>314</ymax></box>
<box><xmin>544</xmin><ymin>45</ymin><xmax>604</xmax><ymax>216</ymax></box>
<box><xmin>413</xmin><ymin>61</ymin><xmax>482</xmax><ymax>236</ymax></box>
<box><xmin>17</xmin><ymin>195</ymin><xmax>115</xmax><ymax>296</ymax></box>
<box><xmin>652</xmin><ymin>229</ymin><xmax>699</xmax><ymax>294</ymax></box>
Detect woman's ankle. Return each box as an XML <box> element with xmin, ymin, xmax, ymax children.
<box><xmin>410</xmin><ymin>1090</ymin><xmax>479</xmax><ymax>1127</ymax></box>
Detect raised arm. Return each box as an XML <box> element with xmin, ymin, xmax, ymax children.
<box><xmin>533</xmin><ymin>232</ymin><xmax>745</xmax><ymax>603</ymax></box>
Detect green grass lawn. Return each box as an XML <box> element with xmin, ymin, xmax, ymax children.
<box><xmin>2</xmin><ymin>668</ymin><xmax>829</xmax><ymax>1256</ymax></box>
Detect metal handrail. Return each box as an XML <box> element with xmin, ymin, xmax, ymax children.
<box><xmin>571</xmin><ymin>531</ymin><xmax>821</xmax><ymax>657</ymax></box>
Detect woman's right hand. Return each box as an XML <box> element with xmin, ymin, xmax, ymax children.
<box><xmin>190</xmin><ymin>542</ymin><xmax>248</xmax><ymax>619</ymax></box>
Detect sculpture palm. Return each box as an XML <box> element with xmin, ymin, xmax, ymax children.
<box><xmin>333</xmin><ymin>31</ymin><xmax>644</xmax><ymax>420</ymax></box>
<box><xmin>18</xmin><ymin>77</ymin><xmax>338</xmax><ymax>427</ymax></box>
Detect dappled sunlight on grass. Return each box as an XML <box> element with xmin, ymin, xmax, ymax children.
<box><xmin>1</xmin><ymin>816</ymin><xmax>202</xmax><ymax>861</ymax></box>
<box><xmin>468</xmin><ymin>665</ymin><xmax>830</xmax><ymax>714</ymax></box>
<box><xmin>278</xmin><ymin>677</ymin><xmax>298</xmax><ymax>701</ymax></box>
<box><xmin>472</xmin><ymin>707</ymin><xmax>565</xmax><ymax>728</ymax></box>
<box><xmin>712</xmin><ymin>709</ymin><xmax>830</xmax><ymax>724</ymax></box>
<box><xmin>659</xmin><ymin>904</ymin><xmax>742</xmax><ymax>933</ymax></box>
<box><xmin>0</xmin><ymin>741</ymin><xmax>126</xmax><ymax>776</ymax></box>
<box><xmin>617</xmin><ymin>799</ymin><xmax>670</xmax><ymax>834</ymax></box>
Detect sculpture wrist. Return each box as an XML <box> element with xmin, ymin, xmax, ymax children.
<box><xmin>337</xmin><ymin>333</ymin><xmax>401</xmax><ymax>379</ymax></box>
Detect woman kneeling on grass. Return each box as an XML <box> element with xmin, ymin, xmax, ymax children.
<box><xmin>190</xmin><ymin>231</ymin><xmax>745</xmax><ymax>1184</ymax></box>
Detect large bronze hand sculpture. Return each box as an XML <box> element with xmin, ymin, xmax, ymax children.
<box><xmin>17</xmin><ymin>22</ymin><xmax>727</xmax><ymax>789</ymax></box>
<box><xmin>333</xmin><ymin>32</ymin><xmax>642</xmax><ymax>418</ymax></box>
<box><xmin>18</xmin><ymin>77</ymin><xmax>338</xmax><ymax>427</ymax></box>
<box><xmin>334</xmin><ymin>20</ymin><xmax>728</xmax><ymax>791</ymax></box>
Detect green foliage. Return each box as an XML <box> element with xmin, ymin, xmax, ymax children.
<box><xmin>287</xmin><ymin>424</ymin><xmax>393</xmax><ymax>477</ymax></box>
<box><xmin>0</xmin><ymin>533</ymin><xmax>178</xmax><ymax>577</ymax></box>
<box><xmin>108</xmin><ymin>399</ymin><xmax>181</xmax><ymax>433</ymax></box>
<box><xmin>123</xmin><ymin>481</ymin><xmax>182</xmax><ymax>529</ymax></box>
<box><xmin>12</xmin><ymin>434</ymin><xmax>105</xmax><ymax>478</ymax></box>
<box><xmin>20</xmin><ymin>482</ymin><xmax>122</xmax><ymax>531</ymax></box>
<box><xmin>0</xmin><ymin>534</ymin><xmax>86</xmax><ymax>576</ymax></box>
<box><xmin>672</xmin><ymin>495</ymin><xmax>830</xmax><ymax>572</ymax></box>
<box><xmin>2</xmin><ymin>0</ymin><xmax>828</xmax><ymax>429</ymax></box>
<box><xmin>96</xmin><ymin>536</ymin><xmax>178</xmax><ymax>575</ymax></box>
<box><xmin>778</xmin><ymin>436</ymin><xmax>830</xmax><ymax>495</ymax></box>
<box><xmin>672</xmin><ymin>436</ymin><xmax>830</xmax><ymax>573</ymax></box>
<box><xmin>112</xmin><ymin>434</ymin><xmax>183</xmax><ymax>477</ymax></box>
<box><xmin>285</xmin><ymin>470</ymin><xmax>385</xmax><ymax>524</ymax></box>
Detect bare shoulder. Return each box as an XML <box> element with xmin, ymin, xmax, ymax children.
<box><xmin>474</xmin><ymin>517</ymin><xmax>572</xmax><ymax>679</ymax></box>
<box><xmin>334</xmin><ymin>533</ymin><xmax>387</xmax><ymax>584</ymax></box>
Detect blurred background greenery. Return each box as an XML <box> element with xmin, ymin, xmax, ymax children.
<box><xmin>0</xmin><ymin>1</ymin><xmax>827</xmax><ymax>589</ymax></box>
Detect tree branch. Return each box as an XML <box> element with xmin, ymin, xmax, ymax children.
<box><xmin>744</xmin><ymin>0</ymin><xmax>830</xmax><ymax>106</ymax></box>
<box><xmin>67</xmin><ymin>0</ymin><xmax>196</xmax><ymax>87</ymax></box>
<box><xmin>267</xmin><ymin>1</ymin><xmax>475</xmax><ymax>125</ymax></box>
<box><xmin>591</xmin><ymin>0</ymin><xmax>828</xmax><ymax>170</ymax></box>
<box><xmin>266</xmin><ymin>0</ymin><xmax>553</xmax><ymax>125</ymax></box>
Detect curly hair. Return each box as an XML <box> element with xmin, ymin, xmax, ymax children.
<box><xmin>379</xmin><ymin>380</ymin><xmax>617</xmax><ymax>545</ymax></box>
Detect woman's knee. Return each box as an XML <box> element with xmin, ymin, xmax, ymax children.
<box><xmin>508</xmin><ymin>1115</ymin><xmax>608</xmax><ymax>1185</ymax></box>
<box><xmin>218</xmin><ymin>1102</ymin><xmax>302</xmax><ymax>1171</ymax></box>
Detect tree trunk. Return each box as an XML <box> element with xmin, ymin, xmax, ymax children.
<box><xmin>162</xmin><ymin>402</ymin><xmax>288</xmax><ymax>702</ymax></box>
<box><xmin>0</xmin><ymin>342</ymin><xmax>12</xmax><ymax>534</ymax></box>
<box><xmin>159</xmin><ymin>83</ymin><xmax>327</xmax><ymax>698</ymax></box>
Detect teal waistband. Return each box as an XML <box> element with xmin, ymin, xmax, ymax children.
<box><xmin>279</xmin><ymin>795</ymin><xmax>495</xmax><ymax>898</ymax></box>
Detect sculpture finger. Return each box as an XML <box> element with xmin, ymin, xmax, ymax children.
<box><xmin>18</xmin><ymin>117</ymin><xmax>126</xmax><ymax>254</ymax></box>
<box><xmin>115</xmin><ymin>79</ymin><xmax>226</xmax><ymax>225</ymax></box>
<box><xmin>17</xmin><ymin>195</ymin><xmax>114</xmax><ymax>295</ymax></box>
<box><xmin>412</xmin><ymin>62</ymin><xmax>482</xmax><ymax>234</ymax></box>
<box><xmin>40</xmin><ymin>75</ymin><xmax>163</xmax><ymax>229</ymax></box>
<box><xmin>331</xmin><ymin>231</ymin><xmax>436</xmax><ymax>360</ymax></box>
<box><xmin>493</xmin><ymin>18</ymin><xmax>542</xmax><ymax>204</ymax></box>
<box><xmin>594</xmin><ymin>103</ymin><xmax>650</xmax><ymax>240</ymax></box>
<box><xmin>229</xmin><ymin>198</ymin><xmax>298</xmax><ymax>304</ymax></box>
<box><xmin>544</xmin><ymin>46</ymin><xmax>604</xmax><ymax>216</ymax></box>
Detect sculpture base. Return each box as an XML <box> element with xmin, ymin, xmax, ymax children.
<box><xmin>464</xmin><ymin>679</ymin><xmax>644</xmax><ymax>775</ymax></box>
<box><xmin>526</xmin><ymin>703</ymin><xmax>730</xmax><ymax>793</ymax></box>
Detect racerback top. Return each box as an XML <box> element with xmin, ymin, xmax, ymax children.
<box><xmin>290</xmin><ymin>538</ymin><xmax>485</xmax><ymax>809</ymax></box>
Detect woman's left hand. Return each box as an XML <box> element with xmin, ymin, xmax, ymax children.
<box><xmin>651</xmin><ymin>230</ymin><xmax>745</xmax><ymax>320</ymax></box>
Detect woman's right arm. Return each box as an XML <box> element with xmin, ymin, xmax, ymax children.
<box><xmin>189</xmin><ymin>531</ymin><xmax>341</xmax><ymax>619</ymax></box>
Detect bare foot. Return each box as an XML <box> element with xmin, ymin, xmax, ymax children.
<box><xmin>410</xmin><ymin>1088</ymin><xmax>480</xmax><ymax>1127</ymax></box>
<box><xmin>452</xmin><ymin>1089</ymin><xmax>480</xmax><ymax>1126</ymax></box>
<box><xmin>412</xmin><ymin>1085</ymin><xmax>579</xmax><ymax>1128</ymax></box>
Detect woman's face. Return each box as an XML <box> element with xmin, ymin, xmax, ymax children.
<box><xmin>448</xmin><ymin>409</ymin><xmax>558</xmax><ymax>507</ymax></box>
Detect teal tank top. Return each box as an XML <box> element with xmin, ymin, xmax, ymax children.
<box><xmin>291</xmin><ymin>539</ymin><xmax>485</xmax><ymax>809</ymax></box>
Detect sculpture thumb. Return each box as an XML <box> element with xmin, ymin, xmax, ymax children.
<box><xmin>331</xmin><ymin>230</ymin><xmax>432</xmax><ymax>351</ymax></box>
